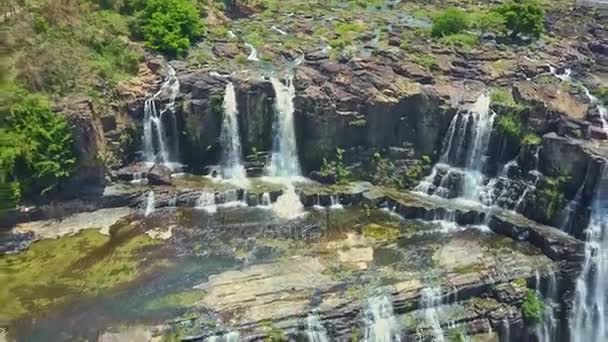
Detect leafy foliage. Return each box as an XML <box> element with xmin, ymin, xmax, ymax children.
<box><xmin>522</xmin><ymin>133</ymin><xmax>542</xmax><ymax>145</ymax></box>
<box><xmin>138</xmin><ymin>0</ymin><xmax>203</xmax><ymax>56</ymax></box>
<box><xmin>497</xmin><ymin>111</ymin><xmax>523</xmax><ymax>139</ymax></box>
<box><xmin>494</xmin><ymin>0</ymin><xmax>545</xmax><ymax>39</ymax></box>
<box><xmin>593</xmin><ymin>86</ymin><xmax>608</xmax><ymax>106</ymax></box>
<box><xmin>320</xmin><ymin>148</ymin><xmax>351</xmax><ymax>185</ymax></box>
<box><xmin>521</xmin><ymin>289</ymin><xmax>545</xmax><ymax>326</ymax></box>
<box><xmin>537</xmin><ymin>173</ymin><xmax>569</xmax><ymax>219</ymax></box>
<box><xmin>2</xmin><ymin>90</ymin><xmax>76</xmax><ymax>202</ymax></box>
<box><xmin>431</xmin><ymin>8</ymin><xmax>469</xmax><ymax>37</ymax></box>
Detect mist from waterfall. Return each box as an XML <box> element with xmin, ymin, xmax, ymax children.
<box><xmin>143</xmin><ymin>64</ymin><xmax>180</xmax><ymax>167</ymax></box>
<box><xmin>269</xmin><ymin>76</ymin><xmax>301</xmax><ymax>177</ymax></box>
<box><xmin>306</xmin><ymin>311</ymin><xmax>329</xmax><ymax>342</ymax></box>
<box><xmin>571</xmin><ymin>165</ymin><xmax>607</xmax><ymax>342</ymax></box>
<box><xmin>420</xmin><ymin>287</ymin><xmax>445</xmax><ymax>342</ymax></box>
<box><xmin>220</xmin><ymin>82</ymin><xmax>247</xmax><ymax>180</ymax></box>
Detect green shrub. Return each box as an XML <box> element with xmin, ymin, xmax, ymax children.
<box><xmin>490</xmin><ymin>88</ymin><xmax>517</xmax><ymax>106</ymax></box>
<box><xmin>494</xmin><ymin>0</ymin><xmax>545</xmax><ymax>39</ymax></box>
<box><xmin>440</xmin><ymin>32</ymin><xmax>478</xmax><ymax>49</ymax></box>
<box><xmin>538</xmin><ymin>173</ymin><xmax>568</xmax><ymax>219</ymax></box>
<box><xmin>431</xmin><ymin>8</ymin><xmax>469</xmax><ymax>37</ymax></box>
<box><xmin>497</xmin><ymin>111</ymin><xmax>523</xmax><ymax>139</ymax></box>
<box><xmin>476</xmin><ymin>11</ymin><xmax>506</xmax><ymax>34</ymax></box>
<box><xmin>521</xmin><ymin>289</ymin><xmax>545</xmax><ymax>326</ymax></box>
<box><xmin>593</xmin><ymin>86</ymin><xmax>608</xmax><ymax>106</ymax></box>
<box><xmin>522</xmin><ymin>133</ymin><xmax>541</xmax><ymax>145</ymax></box>
<box><xmin>138</xmin><ymin>0</ymin><xmax>203</xmax><ymax>56</ymax></box>
<box><xmin>320</xmin><ymin>148</ymin><xmax>351</xmax><ymax>184</ymax></box>
<box><xmin>3</xmin><ymin>92</ymin><xmax>76</xmax><ymax>200</ymax></box>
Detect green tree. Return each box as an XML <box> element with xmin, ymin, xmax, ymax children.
<box><xmin>494</xmin><ymin>0</ymin><xmax>545</xmax><ymax>39</ymax></box>
<box><xmin>431</xmin><ymin>8</ymin><xmax>469</xmax><ymax>38</ymax></box>
<box><xmin>138</xmin><ymin>0</ymin><xmax>203</xmax><ymax>56</ymax></box>
<box><xmin>3</xmin><ymin>92</ymin><xmax>76</xmax><ymax>200</ymax></box>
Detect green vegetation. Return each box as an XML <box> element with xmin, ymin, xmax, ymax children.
<box><xmin>497</xmin><ymin>111</ymin><xmax>524</xmax><ymax>139</ymax></box>
<box><xmin>440</xmin><ymin>32</ymin><xmax>478</xmax><ymax>49</ymax></box>
<box><xmin>522</xmin><ymin>133</ymin><xmax>542</xmax><ymax>145</ymax></box>
<box><xmin>362</xmin><ymin>223</ymin><xmax>401</xmax><ymax>241</ymax></box>
<box><xmin>368</xmin><ymin>153</ymin><xmax>431</xmax><ymax>189</ymax></box>
<box><xmin>490</xmin><ymin>88</ymin><xmax>517</xmax><ymax>107</ymax></box>
<box><xmin>320</xmin><ymin>148</ymin><xmax>351</xmax><ymax>185</ymax></box>
<box><xmin>0</xmin><ymin>225</ymin><xmax>164</xmax><ymax>321</ymax></box>
<box><xmin>495</xmin><ymin>0</ymin><xmax>545</xmax><ymax>39</ymax></box>
<box><xmin>521</xmin><ymin>289</ymin><xmax>545</xmax><ymax>326</ymax></box>
<box><xmin>538</xmin><ymin>173</ymin><xmax>568</xmax><ymax>219</ymax></box>
<box><xmin>1</xmin><ymin>90</ymin><xmax>76</xmax><ymax>203</ymax></box>
<box><xmin>431</xmin><ymin>8</ymin><xmax>469</xmax><ymax>38</ymax></box>
<box><xmin>593</xmin><ymin>86</ymin><xmax>608</xmax><ymax>106</ymax></box>
<box><xmin>138</xmin><ymin>0</ymin><xmax>203</xmax><ymax>56</ymax></box>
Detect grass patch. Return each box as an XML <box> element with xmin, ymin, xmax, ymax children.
<box><xmin>440</xmin><ymin>32</ymin><xmax>478</xmax><ymax>50</ymax></box>
<box><xmin>362</xmin><ymin>223</ymin><xmax>401</xmax><ymax>241</ymax></box>
<box><xmin>521</xmin><ymin>289</ymin><xmax>545</xmax><ymax>326</ymax></box>
<box><xmin>490</xmin><ymin>88</ymin><xmax>517</xmax><ymax>106</ymax></box>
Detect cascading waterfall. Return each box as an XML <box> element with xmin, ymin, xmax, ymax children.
<box><xmin>145</xmin><ymin>191</ymin><xmax>155</xmax><ymax>216</ymax></box>
<box><xmin>571</xmin><ymin>165</ymin><xmax>607</xmax><ymax>342</ymax></box>
<box><xmin>583</xmin><ymin>86</ymin><xmax>608</xmax><ymax>132</ymax></box>
<box><xmin>420</xmin><ymin>287</ymin><xmax>445</xmax><ymax>342</ymax></box>
<box><xmin>196</xmin><ymin>191</ymin><xmax>217</xmax><ymax>214</ymax></box>
<box><xmin>415</xmin><ymin>93</ymin><xmax>495</xmax><ymax>200</ymax></box>
<box><xmin>535</xmin><ymin>271</ymin><xmax>558</xmax><ymax>342</ymax></box>
<box><xmin>220</xmin><ymin>82</ymin><xmax>247</xmax><ymax>179</ymax></box>
<box><xmin>206</xmin><ymin>331</ymin><xmax>240</xmax><ymax>342</ymax></box>
<box><xmin>306</xmin><ymin>311</ymin><xmax>329</xmax><ymax>342</ymax></box>
<box><xmin>143</xmin><ymin>64</ymin><xmax>180</xmax><ymax>166</ymax></box>
<box><xmin>269</xmin><ymin>76</ymin><xmax>301</xmax><ymax>177</ymax></box>
<box><xmin>245</xmin><ymin>43</ymin><xmax>260</xmax><ymax>61</ymax></box>
<box><xmin>363</xmin><ymin>295</ymin><xmax>401</xmax><ymax>342</ymax></box>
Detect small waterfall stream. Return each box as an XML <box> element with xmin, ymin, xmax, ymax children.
<box><xmin>145</xmin><ymin>191</ymin><xmax>155</xmax><ymax>217</ymax></box>
<box><xmin>571</xmin><ymin>165</ymin><xmax>607</xmax><ymax>342</ymax></box>
<box><xmin>583</xmin><ymin>86</ymin><xmax>608</xmax><ymax>132</ymax></box>
<box><xmin>420</xmin><ymin>287</ymin><xmax>445</xmax><ymax>342</ymax></box>
<box><xmin>535</xmin><ymin>271</ymin><xmax>558</xmax><ymax>342</ymax></box>
<box><xmin>363</xmin><ymin>295</ymin><xmax>401</xmax><ymax>342</ymax></box>
<box><xmin>220</xmin><ymin>82</ymin><xmax>247</xmax><ymax>179</ymax></box>
<box><xmin>245</xmin><ymin>43</ymin><xmax>260</xmax><ymax>61</ymax></box>
<box><xmin>206</xmin><ymin>331</ymin><xmax>240</xmax><ymax>342</ymax></box>
<box><xmin>416</xmin><ymin>93</ymin><xmax>495</xmax><ymax>201</ymax></box>
<box><xmin>306</xmin><ymin>311</ymin><xmax>329</xmax><ymax>342</ymax></box>
<box><xmin>269</xmin><ymin>76</ymin><xmax>301</xmax><ymax>177</ymax></box>
<box><xmin>143</xmin><ymin>64</ymin><xmax>180</xmax><ymax>166</ymax></box>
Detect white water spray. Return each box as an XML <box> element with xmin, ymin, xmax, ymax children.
<box><xmin>269</xmin><ymin>76</ymin><xmax>301</xmax><ymax>177</ymax></box>
<box><xmin>143</xmin><ymin>64</ymin><xmax>180</xmax><ymax>167</ymax></box>
<box><xmin>571</xmin><ymin>166</ymin><xmax>607</xmax><ymax>342</ymax></box>
<box><xmin>363</xmin><ymin>295</ymin><xmax>401</xmax><ymax>342</ymax></box>
<box><xmin>306</xmin><ymin>311</ymin><xmax>329</xmax><ymax>342</ymax></box>
<box><xmin>220</xmin><ymin>82</ymin><xmax>247</xmax><ymax>180</ymax></box>
<box><xmin>420</xmin><ymin>287</ymin><xmax>445</xmax><ymax>342</ymax></box>
<box><xmin>145</xmin><ymin>191</ymin><xmax>155</xmax><ymax>217</ymax></box>
<box><xmin>245</xmin><ymin>43</ymin><xmax>260</xmax><ymax>61</ymax></box>
<box><xmin>196</xmin><ymin>191</ymin><xmax>217</xmax><ymax>214</ymax></box>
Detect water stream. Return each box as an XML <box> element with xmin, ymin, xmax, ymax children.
<box><xmin>143</xmin><ymin>64</ymin><xmax>180</xmax><ymax>167</ymax></box>
<box><xmin>306</xmin><ymin>311</ymin><xmax>329</xmax><ymax>342</ymax></box>
<box><xmin>571</xmin><ymin>165</ymin><xmax>607</xmax><ymax>342</ymax></box>
<box><xmin>416</xmin><ymin>93</ymin><xmax>495</xmax><ymax>202</ymax></box>
<box><xmin>363</xmin><ymin>294</ymin><xmax>401</xmax><ymax>342</ymax></box>
<box><xmin>145</xmin><ymin>191</ymin><xmax>155</xmax><ymax>217</ymax></box>
<box><xmin>220</xmin><ymin>82</ymin><xmax>247</xmax><ymax>180</ymax></box>
<box><xmin>245</xmin><ymin>43</ymin><xmax>260</xmax><ymax>61</ymax></box>
<box><xmin>269</xmin><ymin>76</ymin><xmax>301</xmax><ymax>177</ymax></box>
<box><xmin>420</xmin><ymin>287</ymin><xmax>445</xmax><ymax>342</ymax></box>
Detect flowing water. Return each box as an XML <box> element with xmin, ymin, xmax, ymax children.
<box><xmin>196</xmin><ymin>191</ymin><xmax>217</xmax><ymax>213</ymax></box>
<box><xmin>245</xmin><ymin>43</ymin><xmax>260</xmax><ymax>61</ymax></box>
<box><xmin>416</xmin><ymin>93</ymin><xmax>495</xmax><ymax>202</ymax></box>
<box><xmin>363</xmin><ymin>294</ymin><xmax>401</xmax><ymax>342</ymax></box>
<box><xmin>269</xmin><ymin>76</ymin><xmax>301</xmax><ymax>177</ymax></box>
<box><xmin>420</xmin><ymin>287</ymin><xmax>445</xmax><ymax>342</ymax></box>
<box><xmin>143</xmin><ymin>64</ymin><xmax>180</xmax><ymax>167</ymax></box>
<box><xmin>571</xmin><ymin>166</ymin><xmax>608</xmax><ymax>342</ymax></box>
<box><xmin>145</xmin><ymin>191</ymin><xmax>155</xmax><ymax>216</ymax></box>
<box><xmin>206</xmin><ymin>331</ymin><xmax>240</xmax><ymax>342</ymax></box>
<box><xmin>220</xmin><ymin>82</ymin><xmax>247</xmax><ymax>180</ymax></box>
<box><xmin>583</xmin><ymin>86</ymin><xmax>608</xmax><ymax>132</ymax></box>
<box><xmin>306</xmin><ymin>311</ymin><xmax>329</xmax><ymax>342</ymax></box>
<box><xmin>535</xmin><ymin>271</ymin><xmax>558</xmax><ymax>342</ymax></box>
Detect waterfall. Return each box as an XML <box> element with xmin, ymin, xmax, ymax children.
<box><xmin>245</xmin><ymin>43</ymin><xmax>260</xmax><ymax>61</ymax></box>
<box><xmin>535</xmin><ymin>271</ymin><xmax>558</xmax><ymax>342</ymax></box>
<box><xmin>571</xmin><ymin>165</ymin><xmax>608</xmax><ymax>342</ymax></box>
<box><xmin>549</xmin><ymin>66</ymin><xmax>572</xmax><ymax>82</ymax></box>
<box><xmin>330</xmin><ymin>195</ymin><xmax>343</xmax><ymax>209</ymax></box>
<box><xmin>259</xmin><ymin>192</ymin><xmax>272</xmax><ymax>208</ymax></box>
<box><xmin>420</xmin><ymin>288</ymin><xmax>445</xmax><ymax>342</ymax></box>
<box><xmin>220</xmin><ymin>82</ymin><xmax>247</xmax><ymax>179</ymax></box>
<box><xmin>272</xmin><ymin>183</ymin><xmax>305</xmax><ymax>219</ymax></box>
<box><xmin>196</xmin><ymin>191</ymin><xmax>217</xmax><ymax>214</ymax></box>
<box><xmin>416</xmin><ymin>93</ymin><xmax>495</xmax><ymax>201</ymax></box>
<box><xmin>269</xmin><ymin>76</ymin><xmax>301</xmax><ymax>177</ymax></box>
<box><xmin>206</xmin><ymin>331</ymin><xmax>240</xmax><ymax>342</ymax></box>
<box><xmin>145</xmin><ymin>191</ymin><xmax>155</xmax><ymax>216</ymax></box>
<box><xmin>363</xmin><ymin>295</ymin><xmax>401</xmax><ymax>342</ymax></box>
<box><xmin>306</xmin><ymin>311</ymin><xmax>329</xmax><ymax>342</ymax></box>
<box><xmin>583</xmin><ymin>86</ymin><xmax>608</xmax><ymax>132</ymax></box>
<box><xmin>143</xmin><ymin>64</ymin><xmax>180</xmax><ymax>167</ymax></box>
